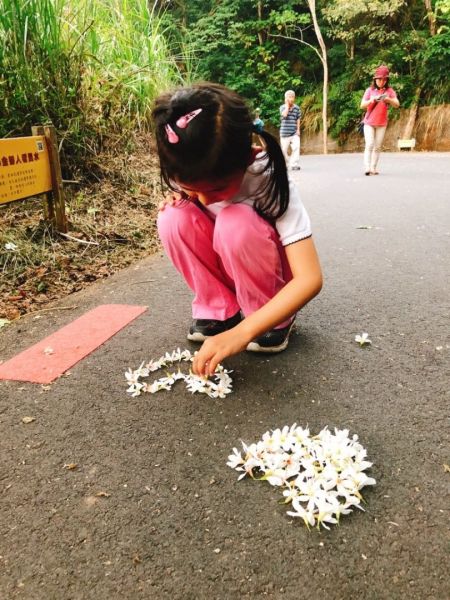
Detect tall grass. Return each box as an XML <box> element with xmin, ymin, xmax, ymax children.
<box><xmin>0</xmin><ymin>0</ymin><xmax>189</xmax><ymax>172</ymax></box>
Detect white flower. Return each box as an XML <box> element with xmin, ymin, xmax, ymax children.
<box><xmin>282</xmin><ymin>482</ymin><xmax>299</xmax><ymax>503</ymax></box>
<box><xmin>227</xmin><ymin>448</ymin><xmax>244</xmax><ymax>469</ymax></box>
<box><xmin>125</xmin><ymin>368</ymin><xmax>140</xmax><ymax>386</ymax></box>
<box><xmin>236</xmin><ymin>457</ymin><xmax>261</xmax><ymax>481</ymax></box>
<box><xmin>261</xmin><ymin>429</ymin><xmax>282</xmax><ymax>453</ymax></box>
<box><xmin>5</xmin><ymin>242</ymin><xmax>18</xmax><ymax>251</ymax></box>
<box><xmin>262</xmin><ymin>468</ymin><xmax>291</xmax><ymax>487</ymax></box>
<box><xmin>287</xmin><ymin>498</ymin><xmax>316</xmax><ymax>528</ymax></box>
<box><xmin>126</xmin><ymin>382</ymin><xmax>145</xmax><ymax>397</ymax></box>
<box><xmin>291</xmin><ymin>425</ymin><xmax>310</xmax><ymax>448</ymax></box>
<box><xmin>145</xmin><ymin>359</ymin><xmax>164</xmax><ymax>372</ymax></box>
<box><xmin>355</xmin><ymin>332</ymin><xmax>372</xmax><ymax>346</ymax></box>
<box><xmin>296</xmin><ymin>478</ymin><xmax>325</xmax><ymax>512</ymax></box>
<box><xmin>208</xmin><ymin>381</ymin><xmax>232</xmax><ymax>399</ymax></box>
<box><xmin>185</xmin><ymin>375</ymin><xmax>209</xmax><ymax>394</ymax></box>
<box><xmin>316</xmin><ymin>508</ymin><xmax>338</xmax><ymax>530</ymax></box>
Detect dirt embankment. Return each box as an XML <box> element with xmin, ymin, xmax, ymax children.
<box><xmin>302</xmin><ymin>104</ymin><xmax>450</xmax><ymax>154</ymax></box>
<box><xmin>0</xmin><ymin>136</ymin><xmax>162</xmax><ymax>322</ymax></box>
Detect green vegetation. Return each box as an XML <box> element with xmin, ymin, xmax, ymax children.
<box><xmin>163</xmin><ymin>0</ymin><xmax>450</xmax><ymax>141</ymax></box>
<box><xmin>0</xmin><ymin>0</ymin><xmax>449</xmax><ymax>165</ymax></box>
<box><xmin>0</xmin><ymin>0</ymin><xmax>186</xmax><ymax>172</ymax></box>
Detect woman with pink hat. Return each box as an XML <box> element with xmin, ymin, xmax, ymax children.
<box><xmin>360</xmin><ymin>65</ymin><xmax>399</xmax><ymax>175</ymax></box>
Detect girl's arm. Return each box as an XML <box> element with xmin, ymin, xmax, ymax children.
<box><xmin>192</xmin><ymin>237</ymin><xmax>323</xmax><ymax>375</ymax></box>
<box><xmin>385</xmin><ymin>95</ymin><xmax>399</xmax><ymax>108</ymax></box>
<box><xmin>360</xmin><ymin>89</ymin><xmax>377</xmax><ymax>110</ymax></box>
<box><xmin>360</xmin><ymin>97</ymin><xmax>376</xmax><ymax>110</ymax></box>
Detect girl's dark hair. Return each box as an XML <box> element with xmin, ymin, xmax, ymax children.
<box><xmin>371</xmin><ymin>77</ymin><xmax>390</xmax><ymax>89</ymax></box>
<box><xmin>152</xmin><ymin>82</ymin><xmax>289</xmax><ymax>221</ymax></box>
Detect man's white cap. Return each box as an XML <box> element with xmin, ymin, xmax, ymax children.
<box><xmin>285</xmin><ymin>90</ymin><xmax>295</xmax><ymax>98</ymax></box>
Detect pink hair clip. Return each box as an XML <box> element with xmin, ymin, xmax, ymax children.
<box><xmin>176</xmin><ymin>108</ymin><xmax>202</xmax><ymax>129</ymax></box>
<box><xmin>165</xmin><ymin>124</ymin><xmax>179</xmax><ymax>144</ymax></box>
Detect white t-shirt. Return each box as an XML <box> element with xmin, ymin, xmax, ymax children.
<box><xmin>204</xmin><ymin>156</ymin><xmax>312</xmax><ymax>246</ymax></box>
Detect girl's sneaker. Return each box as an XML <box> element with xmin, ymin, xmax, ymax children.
<box><xmin>187</xmin><ymin>311</ymin><xmax>242</xmax><ymax>342</ymax></box>
<box><xmin>246</xmin><ymin>320</ymin><xmax>295</xmax><ymax>353</ymax></box>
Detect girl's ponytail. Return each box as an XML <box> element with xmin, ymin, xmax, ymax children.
<box><xmin>253</xmin><ymin>128</ymin><xmax>290</xmax><ymax>221</ymax></box>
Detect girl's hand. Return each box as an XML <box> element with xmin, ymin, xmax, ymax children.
<box><xmin>192</xmin><ymin>328</ymin><xmax>249</xmax><ymax>376</ymax></box>
<box><xmin>158</xmin><ymin>191</ymin><xmax>183</xmax><ymax>211</ymax></box>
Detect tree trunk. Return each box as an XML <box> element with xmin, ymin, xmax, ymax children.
<box><xmin>424</xmin><ymin>0</ymin><xmax>436</xmax><ymax>36</ymax></box>
<box><xmin>307</xmin><ymin>0</ymin><xmax>328</xmax><ymax>154</ymax></box>
<box><xmin>257</xmin><ymin>0</ymin><xmax>264</xmax><ymax>46</ymax></box>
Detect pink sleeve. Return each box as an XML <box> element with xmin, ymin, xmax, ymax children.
<box><xmin>387</xmin><ymin>88</ymin><xmax>397</xmax><ymax>98</ymax></box>
<box><xmin>363</xmin><ymin>88</ymin><xmax>371</xmax><ymax>101</ymax></box>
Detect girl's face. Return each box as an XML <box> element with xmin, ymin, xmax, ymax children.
<box><xmin>177</xmin><ymin>170</ymin><xmax>246</xmax><ymax>206</ymax></box>
<box><xmin>375</xmin><ymin>77</ymin><xmax>387</xmax><ymax>88</ymax></box>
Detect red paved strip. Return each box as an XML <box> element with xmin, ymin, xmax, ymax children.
<box><xmin>0</xmin><ymin>304</ymin><xmax>147</xmax><ymax>384</ymax></box>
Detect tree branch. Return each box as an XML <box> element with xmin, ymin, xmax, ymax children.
<box><xmin>269</xmin><ymin>33</ymin><xmax>324</xmax><ymax>65</ymax></box>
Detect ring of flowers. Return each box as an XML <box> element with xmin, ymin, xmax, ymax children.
<box><xmin>125</xmin><ymin>348</ymin><xmax>233</xmax><ymax>399</ymax></box>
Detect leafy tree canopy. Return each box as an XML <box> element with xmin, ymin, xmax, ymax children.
<box><xmin>163</xmin><ymin>0</ymin><xmax>449</xmax><ymax>140</ymax></box>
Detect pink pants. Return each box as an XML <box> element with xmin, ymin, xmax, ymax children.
<box><xmin>157</xmin><ymin>202</ymin><xmax>293</xmax><ymax>326</ymax></box>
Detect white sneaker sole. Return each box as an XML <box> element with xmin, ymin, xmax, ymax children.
<box><xmin>187</xmin><ymin>331</ymin><xmax>208</xmax><ymax>342</ymax></box>
<box><xmin>246</xmin><ymin>322</ymin><xmax>295</xmax><ymax>353</ymax></box>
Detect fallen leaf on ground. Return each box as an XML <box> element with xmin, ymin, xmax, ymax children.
<box><xmin>95</xmin><ymin>491</ymin><xmax>110</xmax><ymax>497</ymax></box>
<box><xmin>443</xmin><ymin>464</ymin><xmax>450</xmax><ymax>473</ymax></box>
<box><xmin>4</xmin><ymin>307</ymin><xmax>20</xmax><ymax>320</ymax></box>
<box><xmin>63</xmin><ymin>463</ymin><xmax>78</xmax><ymax>470</ymax></box>
<box><xmin>22</xmin><ymin>416</ymin><xmax>35</xmax><ymax>424</ymax></box>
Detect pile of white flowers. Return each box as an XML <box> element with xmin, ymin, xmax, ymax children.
<box><xmin>227</xmin><ymin>425</ymin><xmax>376</xmax><ymax>530</ymax></box>
<box><xmin>125</xmin><ymin>348</ymin><xmax>233</xmax><ymax>399</ymax></box>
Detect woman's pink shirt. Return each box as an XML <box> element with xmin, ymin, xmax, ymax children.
<box><xmin>363</xmin><ymin>87</ymin><xmax>397</xmax><ymax>127</ymax></box>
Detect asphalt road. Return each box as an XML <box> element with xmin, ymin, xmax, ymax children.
<box><xmin>1</xmin><ymin>152</ymin><xmax>449</xmax><ymax>599</ymax></box>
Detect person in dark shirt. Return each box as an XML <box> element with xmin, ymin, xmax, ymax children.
<box><xmin>280</xmin><ymin>90</ymin><xmax>301</xmax><ymax>171</ymax></box>
<box><xmin>253</xmin><ymin>108</ymin><xmax>265</xmax><ymax>145</ymax></box>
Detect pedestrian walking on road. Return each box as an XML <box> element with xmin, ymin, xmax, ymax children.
<box><xmin>280</xmin><ymin>90</ymin><xmax>301</xmax><ymax>171</ymax></box>
<box><xmin>360</xmin><ymin>65</ymin><xmax>399</xmax><ymax>175</ymax></box>
<box><xmin>253</xmin><ymin>107</ymin><xmax>264</xmax><ymax>134</ymax></box>
<box><xmin>152</xmin><ymin>83</ymin><xmax>322</xmax><ymax>376</ymax></box>
<box><xmin>253</xmin><ymin>107</ymin><xmax>265</xmax><ymax>146</ymax></box>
